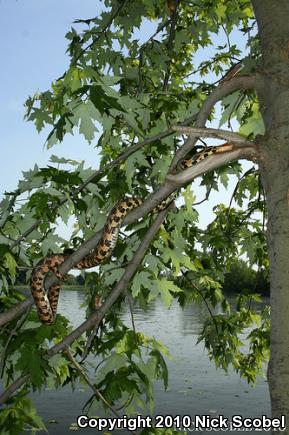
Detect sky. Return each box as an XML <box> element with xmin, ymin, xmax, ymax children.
<box><xmin>0</xmin><ymin>0</ymin><xmax>251</xmax><ymax>237</ymax></box>
<box><xmin>0</xmin><ymin>0</ymin><xmax>102</xmax><ymax>192</ymax></box>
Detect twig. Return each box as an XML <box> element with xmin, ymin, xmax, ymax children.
<box><xmin>67</xmin><ymin>1</ymin><xmax>127</xmax><ymax>70</ymax></box>
<box><xmin>0</xmin><ymin>298</ymin><xmax>33</xmax><ymax>328</ymax></box>
<box><xmin>191</xmin><ymin>182</ymin><xmax>214</xmax><ymax>206</ymax></box>
<box><xmin>181</xmin><ymin>270</ymin><xmax>220</xmax><ymax>338</ymax></box>
<box><xmin>183</xmin><ymin>52</ymin><xmax>241</xmax><ymax>80</ymax></box>
<box><xmin>114</xmin><ymin>393</ymin><xmax>134</xmax><ymax>411</ymax></box>
<box><xmin>163</xmin><ymin>4</ymin><xmax>179</xmax><ymax>92</ymax></box>
<box><xmin>125</xmin><ymin>291</ymin><xmax>136</xmax><ymax>334</ymax></box>
<box><xmin>0</xmin><ymin>308</ymin><xmax>30</xmax><ymax>378</ymax></box>
<box><xmin>221</xmin><ymin>24</ymin><xmax>231</xmax><ymax>52</ymax></box>
<box><xmin>192</xmin><ymin>282</ymin><xmax>220</xmax><ymax>337</ymax></box>
<box><xmin>80</xmin><ymin>321</ymin><xmax>100</xmax><ymax>363</ymax></box>
<box><xmin>226</xmin><ymin>167</ymin><xmax>257</xmax><ymax>216</ymax></box>
<box><xmin>0</xmin><ymin>189</ymin><xmax>21</xmax><ymax>230</ymax></box>
<box><xmin>226</xmin><ymin>93</ymin><xmax>245</xmax><ymax>130</ymax></box>
<box><xmin>80</xmin><ymin>296</ymin><xmax>103</xmax><ymax>364</ymax></box>
<box><xmin>103</xmin><ymin>262</ymin><xmax>130</xmax><ymax>274</ymax></box>
<box><xmin>64</xmin><ymin>347</ymin><xmax>120</xmax><ymax>417</ymax></box>
<box><xmin>137</xmin><ymin>20</ymin><xmax>170</xmax><ymax>95</ymax></box>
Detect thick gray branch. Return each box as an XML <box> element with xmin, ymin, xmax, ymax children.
<box><xmin>172</xmin><ymin>126</ymin><xmax>256</xmax><ymax>146</ymax></box>
<box><xmin>0</xmin><ymin>75</ymin><xmax>260</xmax><ymax>327</ymax></box>
<box><xmin>0</xmin><ymin>298</ymin><xmax>33</xmax><ymax>327</ymax></box>
<box><xmin>166</xmin><ymin>146</ymin><xmax>257</xmax><ymax>185</ymax></box>
<box><xmin>169</xmin><ymin>74</ymin><xmax>260</xmax><ymax>170</ymax></box>
<box><xmin>0</xmin><ymin>192</ymin><xmax>173</xmax><ymax>327</ymax></box>
<box><xmin>0</xmin><ymin>209</ymin><xmax>168</xmax><ymax>405</ymax></box>
<box><xmin>9</xmin><ymin>110</ymin><xmax>199</xmax><ymax>251</ymax></box>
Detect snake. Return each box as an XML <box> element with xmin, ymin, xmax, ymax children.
<box><xmin>30</xmin><ymin>143</ymin><xmax>233</xmax><ymax>324</ymax></box>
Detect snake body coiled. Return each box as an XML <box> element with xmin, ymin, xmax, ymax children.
<box><xmin>31</xmin><ymin>197</ymin><xmax>173</xmax><ymax>324</ymax></box>
<box><xmin>31</xmin><ymin>144</ymin><xmax>232</xmax><ymax>324</ymax></box>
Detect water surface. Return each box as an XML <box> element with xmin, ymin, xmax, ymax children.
<box><xmin>32</xmin><ymin>290</ymin><xmax>270</xmax><ymax>434</ymax></box>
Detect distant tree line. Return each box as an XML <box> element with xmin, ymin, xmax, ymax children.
<box><xmin>15</xmin><ymin>270</ymin><xmax>85</xmax><ymax>287</ymax></box>
<box><xmin>222</xmin><ymin>260</ymin><xmax>269</xmax><ymax>296</ymax></box>
<box><xmin>15</xmin><ymin>260</ymin><xmax>269</xmax><ymax>295</ymax></box>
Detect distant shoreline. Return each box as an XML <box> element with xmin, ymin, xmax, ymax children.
<box><xmin>14</xmin><ymin>285</ymin><xmax>84</xmax><ymax>291</ymax></box>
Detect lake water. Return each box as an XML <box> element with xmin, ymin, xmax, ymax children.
<box><xmin>31</xmin><ymin>290</ymin><xmax>270</xmax><ymax>434</ymax></box>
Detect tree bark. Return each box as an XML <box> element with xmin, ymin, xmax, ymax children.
<box><xmin>252</xmin><ymin>1</ymin><xmax>289</xmax><ymax>432</ymax></box>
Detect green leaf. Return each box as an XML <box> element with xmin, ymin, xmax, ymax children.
<box><xmin>0</xmin><ymin>395</ymin><xmax>47</xmax><ymax>434</ymax></box>
<box><xmin>151</xmin><ymin>154</ymin><xmax>172</xmax><ymax>182</ymax></box>
<box><xmin>131</xmin><ymin>271</ymin><xmax>152</xmax><ymax>296</ymax></box>
<box><xmin>239</xmin><ymin>102</ymin><xmax>265</xmax><ymax>137</ymax></box>
<box><xmin>27</xmin><ymin>107</ymin><xmax>53</xmax><ymax>133</ymax></box>
<box><xmin>58</xmin><ymin>199</ymin><xmax>75</xmax><ymax>225</ymax></box>
<box><xmin>3</xmin><ymin>252</ymin><xmax>17</xmax><ymax>279</ymax></box>
<box><xmin>15</xmin><ymin>347</ymin><xmax>47</xmax><ymax>388</ymax></box>
<box><xmin>125</xmin><ymin>150</ymin><xmax>150</xmax><ymax>188</ymax></box>
<box><xmin>150</xmin><ymin>349</ymin><xmax>169</xmax><ymax>389</ymax></box>
<box><xmin>103</xmin><ymin>265</ymin><xmax>125</xmax><ymax>286</ymax></box>
<box><xmin>90</xmin><ymin>85</ymin><xmax>124</xmax><ymax>114</ymax></box>
<box><xmin>182</xmin><ymin>186</ymin><xmax>197</xmax><ymax>218</ymax></box>
<box><xmin>99</xmin><ymin>353</ymin><xmax>128</xmax><ymax>377</ymax></box>
<box><xmin>72</xmin><ymin>100</ymin><xmax>100</xmax><ymax>142</ymax></box>
<box><xmin>219</xmin><ymin>92</ymin><xmax>241</xmax><ymax>127</ymax></box>
<box><xmin>149</xmin><ymin>278</ymin><xmax>182</xmax><ymax>307</ymax></box>
<box><xmin>49</xmin><ymin>155</ymin><xmax>79</xmax><ymax>166</ymax></box>
<box><xmin>116</xmin><ymin>330</ymin><xmax>139</xmax><ymax>354</ymax></box>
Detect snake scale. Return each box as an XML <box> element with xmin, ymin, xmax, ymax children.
<box><xmin>31</xmin><ymin>144</ymin><xmax>232</xmax><ymax>324</ymax></box>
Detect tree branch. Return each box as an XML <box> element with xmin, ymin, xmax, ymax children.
<box><xmin>166</xmin><ymin>145</ymin><xmax>257</xmax><ymax>185</ymax></box>
<box><xmin>64</xmin><ymin>347</ymin><xmax>120</xmax><ymax>418</ymax></box>
<box><xmin>181</xmin><ymin>269</ymin><xmax>220</xmax><ymax>339</ymax></box>
<box><xmin>137</xmin><ymin>20</ymin><xmax>170</xmax><ymax>95</ymax></box>
<box><xmin>0</xmin><ymin>208</ymin><xmax>169</xmax><ymax>404</ymax></box>
<box><xmin>0</xmin><ymin>298</ymin><xmax>34</xmax><ymax>328</ymax></box>
<box><xmin>1</xmin><ymin>75</ymin><xmax>260</xmax><ymax>327</ymax></box>
<box><xmin>169</xmin><ymin>74</ymin><xmax>260</xmax><ymax>171</ymax></box>
<box><xmin>9</xmin><ymin>113</ymin><xmax>200</xmax><ymax>250</ymax></box>
<box><xmin>226</xmin><ymin>167</ymin><xmax>257</xmax><ymax>216</ymax></box>
<box><xmin>69</xmin><ymin>1</ymin><xmax>127</xmax><ymax>70</ymax></box>
<box><xmin>172</xmin><ymin>126</ymin><xmax>255</xmax><ymax>146</ymax></box>
<box><xmin>0</xmin><ymin>308</ymin><xmax>30</xmax><ymax>378</ymax></box>
<box><xmin>0</xmin><ymin>187</ymin><xmax>174</xmax><ymax>327</ymax></box>
<box><xmin>0</xmin><ymin>142</ymin><xmax>257</xmax><ymax>328</ymax></box>
<box><xmin>163</xmin><ymin>2</ymin><xmax>179</xmax><ymax>92</ymax></box>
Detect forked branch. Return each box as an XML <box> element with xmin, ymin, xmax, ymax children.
<box><xmin>0</xmin><ymin>74</ymin><xmax>260</xmax><ymax>327</ymax></box>
<box><xmin>0</xmin><ymin>208</ymin><xmax>169</xmax><ymax>405</ymax></box>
